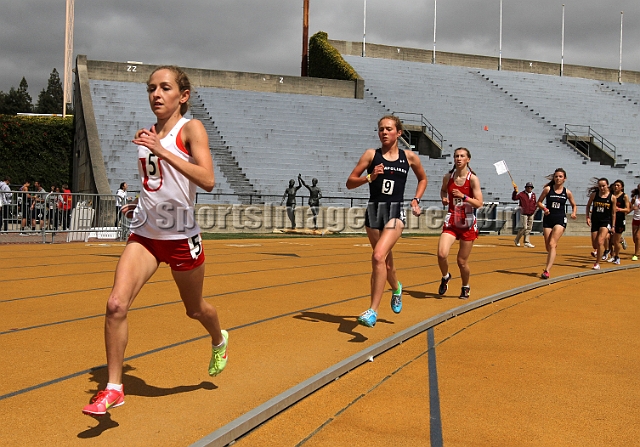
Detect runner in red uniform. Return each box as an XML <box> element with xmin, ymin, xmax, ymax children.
<box><xmin>437</xmin><ymin>148</ymin><xmax>483</xmax><ymax>299</ymax></box>
<box><xmin>82</xmin><ymin>66</ymin><xmax>228</xmax><ymax>417</ymax></box>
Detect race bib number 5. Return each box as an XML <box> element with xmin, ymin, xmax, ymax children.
<box><xmin>140</xmin><ymin>153</ymin><xmax>164</xmax><ymax>192</ymax></box>
<box><xmin>188</xmin><ymin>234</ymin><xmax>203</xmax><ymax>259</ymax></box>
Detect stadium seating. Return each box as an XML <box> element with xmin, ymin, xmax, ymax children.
<box><xmin>90</xmin><ymin>80</ymin><xmax>236</xmax><ymax>203</ymax></box>
<box><xmin>89</xmin><ymin>57</ymin><xmax>640</xmax><ymax>208</ymax></box>
<box><xmin>344</xmin><ymin>56</ymin><xmax>640</xmax><ymax>202</ymax></box>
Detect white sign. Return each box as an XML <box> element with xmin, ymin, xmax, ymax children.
<box><xmin>493</xmin><ymin>160</ymin><xmax>509</xmax><ymax>176</ymax></box>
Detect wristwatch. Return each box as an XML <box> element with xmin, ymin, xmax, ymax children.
<box><xmin>411</xmin><ymin>198</ymin><xmax>420</xmax><ymax>204</ymax></box>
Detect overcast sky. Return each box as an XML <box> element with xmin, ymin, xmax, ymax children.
<box><xmin>1</xmin><ymin>0</ymin><xmax>638</xmax><ymax>97</ymax></box>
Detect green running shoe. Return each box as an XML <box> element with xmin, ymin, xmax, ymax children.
<box><xmin>209</xmin><ymin>330</ymin><xmax>228</xmax><ymax>377</ymax></box>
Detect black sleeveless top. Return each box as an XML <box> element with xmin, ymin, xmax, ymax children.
<box><xmin>545</xmin><ymin>187</ymin><xmax>567</xmax><ymax>217</ymax></box>
<box><xmin>367</xmin><ymin>148</ymin><xmax>409</xmax><ymax>203</ymax></box>
<box><xmin>591</xmin><ymin>193</ymin><xmax>613</xmax><ymax>224</ymax></box>
<box><xmin>615</xmin><ymin>194</ymin><xmax>627</xmax><ymax>224</ymax></box>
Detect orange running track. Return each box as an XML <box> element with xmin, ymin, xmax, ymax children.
<box><xmin>0</xmin><ymin>235</ymin><xmax>638</xmax><ymax>446</ymax></box>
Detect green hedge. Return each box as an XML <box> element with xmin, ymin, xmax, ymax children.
<box><xmin>0</xmin><ymin>115</ymin><xmax>73</xmax><ymax>188</ymax></box>
<box><xmin>309</xmin><ymin>31</ymin><xmax>359</xmax><ymax>81</ymax></box>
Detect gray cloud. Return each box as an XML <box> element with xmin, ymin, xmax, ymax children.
<box><xmin>1</xmin><ymin>0</ymin><xmax>638</xmax><ymax>97</ymax></box>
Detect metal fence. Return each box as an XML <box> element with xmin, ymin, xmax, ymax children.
<box><xmin>1</xmin><ymin>189</ymin><xmax>589</xmax><ymax>243</ymax></box>
<box><xmin>1</xmin><ymin>191</ymin><xmax>124</xmax><ymax>243</ymax></box>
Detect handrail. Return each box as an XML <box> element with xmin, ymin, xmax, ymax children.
<box><xmin>392</xmin><ymin>111</ymin><xmax>443</xmax><ymax>149</ymax></box>
<box><xmin>564</xmin><ymin>124</ymin><xmax>617</xmax><ymax>160</ymax></box>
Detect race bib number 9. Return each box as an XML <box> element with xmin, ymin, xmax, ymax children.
<box><xmin>381</xmin><ymin>179</ymin><xmax>395</xmax><ymax>196</ymax></box>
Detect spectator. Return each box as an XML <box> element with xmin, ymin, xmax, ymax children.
<box><xmin>47</xmin><ymin>185</ymin><xmax>59</xmax><ymax>230</ymax></box>
<box><xmin>0</xmin><ymin>176</ymin><xmax>11</xmax><ymax>232</ymax></box>
<box><xmin>512</xmin><ymin>181</ymin><xmax>537</xmax><ymax>248</ymax></box>
<box><xmin>31</xmin><ymin>181</ymin><xmax>47</xmax><ymax>230</ymax></box>
<box><xmin>61</xmin><ymin>183</ymin><xmax>72</xmax><ymax>230</ymax></box>
<box><xmin>19</xmin><ymin>180</ymin><xmax>32</xmax><ymax>234</ymax></box>
<box><xmin>115</xmin><ymin>182</ymin><xmax>128</xmax><ymax>226</ymax></box>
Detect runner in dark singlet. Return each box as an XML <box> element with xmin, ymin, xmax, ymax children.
<box><xmin>608</xmin><ymin>180</ymin><xmax>630</xmax><ymax>265</ymax></box>
<box><xmin>346</xmin><ymin>115</ymin><xmax>427</xmax><ymax>327</ymax></box>
<box><xmin>586</xmin><ymin>178</ymin><xmax>615</xmax><ymax>270</ymax></box>
<box><xmin>537</xmin><ymin>168</ymin><xmax>577</xmax><ymax>279</ymax></box>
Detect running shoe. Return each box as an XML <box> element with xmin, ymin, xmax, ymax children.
<box><xmin>614</xmin><ymin>257</ymin><xmax>621</xmax><ymax>265</ymax></box>
<box><xmin>82</xmin><ymin>388</ymin><xmax>125</xmax><ymax>416</ymax></box>
<box><xmin>524</xmin><ymin>242</ymin><xmax>535</xmax><ymax>248</ymax></box>
<box><xmin>541</xmin><ymin>270</ymin><xmax>550</xmax><ymax>279</ymax></box>
<box><xmin>591</xmin><ymin>250</ymin><xmax>597</xmax><ymax>258</ymax></box>
<box><xmin>514</xmin><ymin>238</ymin><xmax>520</xmax><ymax>247</ymax></box>
<box><xmin>633</xmin><ymin>255</ymin><xmax>638</xmax><ymax>261</ymax></box>
<box><xmin>602</xmin><ymin>250</ymin><xmax>611</xmax><ymax>261</ymax></box>
<box><xmin>607</xmin><ymin>256</ymin><xmax>616</xmax><ymax>263</ymax></box>
<box><xmin>621</xmin><ymin>237</ymin><xmax>627</xmax><ymax>250</ymax></box>
<box><xmin>208</xmin><ymin>330</ymin><xmax>229</xmax><ymax>377</ymax></box>
<box><xmin>438</xmin><ymin>273</ymin><xmax>452</xmax><ymax>295</ymax></box>
<box><xmin>592</xmin><ymin>263</ymin><xmax>601</xmax><ymax>270</ymax></box>
<box><xmin>459</xmin><ymin>286</ymin><xmax>470</xmax><ymax>300</ymax></box>
<box><xmin>357</xmin><ymin>309</ymin><xmax>378</xmax><ymax>327</ymax></box>
<box><xmin>391</xmin><ymin>282</ymin><xmax>403</xmax><ymax>314</ymax></box>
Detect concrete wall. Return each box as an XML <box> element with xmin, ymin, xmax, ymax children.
<box><xmin>84</xmin><ymin>59</ymin><xmax>361</xmax><ymax>98</ymax></box>
<box><xmin>331</xmin><ymin>40</ymin><xmax>640</xmax><ymax>85</ymax></box>
<box><xmin>74</xmin><ymin>55</ymin><xmax>112</xmax><ymax>195</ymax></box>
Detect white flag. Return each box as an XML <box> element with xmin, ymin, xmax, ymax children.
<box><xmin>494</xmin><ymin>160</ymin><xmax>509</xmax><ymax>176</ymax></box>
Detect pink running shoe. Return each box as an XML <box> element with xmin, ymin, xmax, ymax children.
<box><xmin>82</xmin><ymin>388</ymin><xmax>125</xmax><ymax>416</ymax></box>
<box><xmin>541</xmin><ymin>270</ymin><xmax>550</xmax><ymax>279</ymax></box>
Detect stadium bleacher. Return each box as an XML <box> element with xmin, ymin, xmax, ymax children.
<box><xmin>344</xmin><ymin>55</ymin><xmax>640</xmax><ymax>202</ymax></box>
<box><xmin>87</xmin><ymin>54</ymin><xmax>640</xmax><ymax>208</ymax></box>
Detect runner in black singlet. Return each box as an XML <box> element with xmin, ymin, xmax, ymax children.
<box><xmin>586</xmin><ymin>178</ymin><xmax>615</xmax><ymax>269</ymax></box>
<box><xmin>608</xmin><ymin>180</ymin><xmax>630</xmax><ymax>265</ymax></box>
<box><xmin>537</xmin><ymin>168</ymin><xmax>577</xmax><ymax>279</ymax></box>
<box><xmin>346</xmin><ymin>115</ymin><xmax>427</xmax><ymax>328</ymax></box>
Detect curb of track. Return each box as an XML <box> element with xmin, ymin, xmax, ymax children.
<box><xmin>190</xmin><ymin>264</ymin><xmax>640</xmax><ymax>447</ymax></box>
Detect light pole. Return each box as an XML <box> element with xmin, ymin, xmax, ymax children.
<box><xmin>302</xmin><ymin>0</ymin><xmax>309</xmax><ymax>77</ymax></box>
<box><xmin>362</xmin><ymin>0</ymin><xmax>366</xmax><ymax>57</ymax></box>
<box><xmin>63</xmin><ymin>0</ymin><xmax>74</xmax><ymax>116</ymax></box>
<box><xmin>432</xmin><ymin>0</ymin><xmax>437</xmax><ymax>64</ymax></box>
<box><xmin>499</xmin><ymin>0</ymin><xmax>503</xmax><ymax>70</ymax></box>
<box><xmin>560</xmin><ymin>4</ymin><xmax>565</xmax><ymax>77</ymax></box>
<box><xmin>619</xmin><ymin>11</ymin><xmax>624</xmax><ymax>84</ymax></box>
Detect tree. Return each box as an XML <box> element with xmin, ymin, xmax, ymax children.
<box><xmin>0</xmin><ymin>78</ymin><xmax>33</xmax><ymax>114</ymax></box>
<box><xmin>36</xmin><ymin>68</ymin><xmax>64</xmax><ymax>114</ymax></box>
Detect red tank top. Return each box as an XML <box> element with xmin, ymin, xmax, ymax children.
<box><xmin>447</xmin><ymin>171</ymin><xmax>474</xmax><ymax>229</ymax></box>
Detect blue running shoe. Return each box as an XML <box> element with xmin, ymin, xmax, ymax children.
<box><xmin>391</xmin><ymin>282</ymin><xmax>402</xmax><ymax>314</ymax></box>
<box><xmin>357</xmin><ymin>309</ymin><xmax>377</xmax><ymax>327</ymax></box>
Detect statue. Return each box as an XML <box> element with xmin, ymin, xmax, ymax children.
<box><xmin>299</xmin><ymin>174</ymin><xmax>322</xmax><ymax>229</ymax></box>
<box><xmin>280</xmin><ymin>178</ymin><xmax>302</xmax><ymax>229</ymax></box>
